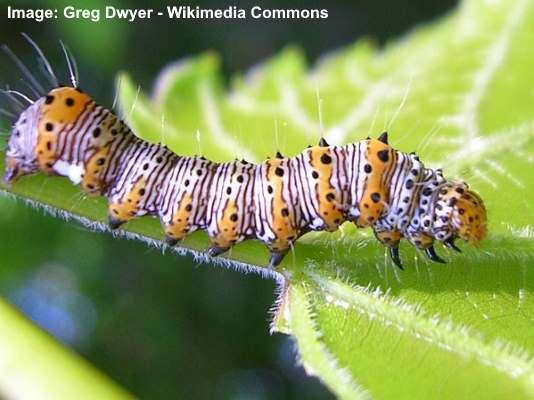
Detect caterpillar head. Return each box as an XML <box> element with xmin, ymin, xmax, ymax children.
<box><xmin>451</xmin><ymin>188</ymin><xmax>487</xmax><ymax>245</ymax></box>
<box><xmin>3</xmin><ymin>98</ymin><xmax>44</xmax><ymax>184</ymax></box>
<box><xmin>432</xmin><ymin>182</ymin><xmax>487</xmax><ymax>246</ymax></box>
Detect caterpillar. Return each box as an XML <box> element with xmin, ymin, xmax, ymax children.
<box><xmin>2</xmin><ymin>38</ymin><xmax>487</xmax><ymax>269</ymax></box>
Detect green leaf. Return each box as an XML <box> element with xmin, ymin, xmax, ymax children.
<box><xmin>0</xmin><ymin>298</ymin><xmax>134</xmax><ymax>399</ymax></box>
<box><xmin>1</xmin><ymin>0</ymin><xmax>534</xmax><ymax>398</ymax></box>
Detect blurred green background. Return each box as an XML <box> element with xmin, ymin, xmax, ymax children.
<box><xmin>0</xmin><ymin>1</ymin><xmax>455</xmax><ymax>398</ymax></box>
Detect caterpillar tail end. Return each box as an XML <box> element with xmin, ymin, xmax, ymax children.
<box><xmin>268</xmin><ymin>250</ymin><xmax>288</xmax><ymax>269</ymax></box>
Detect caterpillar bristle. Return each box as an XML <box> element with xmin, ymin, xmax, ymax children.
<box><xmin>319</xmin><ymin>137</ymin><xmax>329</xmax><ymax>147</ymax></box>
<box><xmin>378</xmin><ymin>131</ymin><xmax>388</xmax><ymax>144</ymax></box>
<box><xmin>0</xmin><ymin>107</ymin><xmax>16</xmax><ymax>118</ymax></box>
<box><xmin>59</xmin><ymin>40</ymin><xmax>79</xmax><ymax>88</ymax></box>
<box><xmin>275</xmin><ymin>151</ymin><xmax>284</xmax><ymax>159</ymax></box>
<box><xmin>2</xmin><ymin>44</ymin><xmax>45</xmax><ymax>95</ymax></box>
<box><xmin>2</xmin><ymin>89</ymin><xmax>34</xmax><ymax>105</ymax></box>
<box><xmin>1</xmin><ymin>89</ymin><xmax>25</xmax><ymax>113</ymax></box>
<box><xmin>18</xmin><ymin>80</ymin><xmax>41</xmax><ymax>99</ymax></box>
<box><xmin>21</xmin><ymin>32</ymin><xmax>59</xmax><ymax>88</ymax></box>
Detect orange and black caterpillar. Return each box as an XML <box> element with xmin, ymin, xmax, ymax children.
<box><xmin>2</xmin><ymin>38</ymin><xmax>487</xmax><ymax>269</ymax></box>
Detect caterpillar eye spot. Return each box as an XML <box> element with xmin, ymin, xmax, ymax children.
<box><xmin>371</xmin><ymin>192</ymin><xmax>381</xmax><ymax>203</ymax></box>
<box><xmin>320</xmin><ymin>154</ymin><xmax>332</xmax><ymax>164</ymax></box>
<box><xmin>377</xmin><ymin>150</ymin><xmax>389</xmax><ymax>162</ymax></box>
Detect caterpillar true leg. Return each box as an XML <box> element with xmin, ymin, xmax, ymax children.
<box><xmin>373</xmin><ymin>227</ymin><xmax>404</xmax><ymax>269</ymax></box>
<box><xmin>2</xmin><ymin>40</ymin><xmax>488</xmax><ymax>270</ymax></box>
<box><xmin>207</xmin><ymin>246</ymin><xmax>229</xmax><ymax>257</ymax></box>
<box><xmin>268</xmin><ymin>249</ymin><xmax>289</xmax><ymax>269</ymax></box>
<box><xmin>444</xmin><ymin>237</ymin><xmax>462</xmax><ymax>252</ymax></box>
<box><xmin>389</xmin><ymin>247</ymin><xmax>403</xmax><ymax>270</ymax></box>
<box><xmin>424</xmin><ymin>246</ymin><xmax>446</xmax><ymax>264</ymax></box>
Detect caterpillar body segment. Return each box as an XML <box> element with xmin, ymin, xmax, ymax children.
<box><xmin>4</xmin><ymin>85</ymin><xmax>488</xmax><ymax>269</ymax></box>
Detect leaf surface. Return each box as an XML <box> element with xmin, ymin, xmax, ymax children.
<box><xmin>1</xmin><ymin>0</ymin><xmax>534</xmax><ymax>398</ymax></box>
